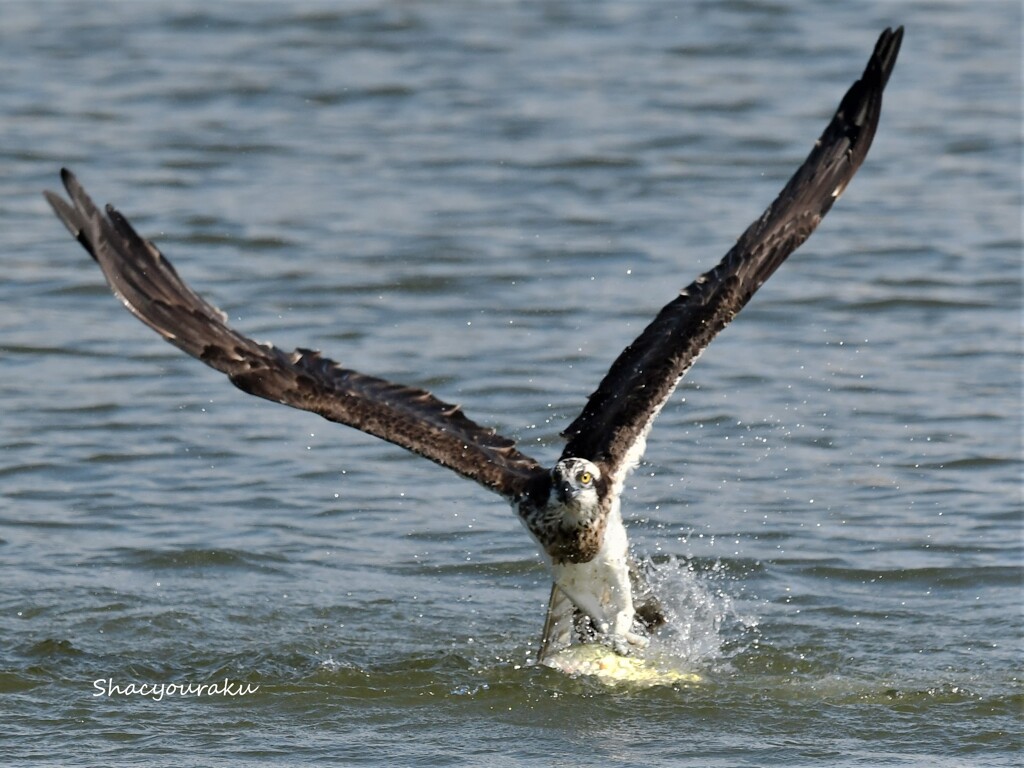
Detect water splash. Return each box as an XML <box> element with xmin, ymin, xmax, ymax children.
<box><xmin>642</xmin><ymin>555</ymin><xmax>758</xmax><ymax>670</ymax></box>
<box><xmin>542</xmin><ymin>556</ymin><xmax>759</xmax><ymax>684</ymax></box>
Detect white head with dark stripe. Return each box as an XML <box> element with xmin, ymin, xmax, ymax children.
<box><xmin>550</xmin><ymin>457</ymin><xmax>603</xmax><ymax>518</ymax></box>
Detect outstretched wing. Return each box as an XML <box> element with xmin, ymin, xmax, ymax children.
<box><xmin>560</xmin><ymin>27</ymin><xmax>902</xmax><ymax>488</ymax></box>
<box><xmin>45</xmin><ymin>169</ymin><xmax>546</xmax><ymax>499</ymax></box>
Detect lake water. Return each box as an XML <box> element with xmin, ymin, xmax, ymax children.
<box><xmin>2</xmin><ymin>2</ymin><xmax>1021</xmax><ymax>765</ymax></box>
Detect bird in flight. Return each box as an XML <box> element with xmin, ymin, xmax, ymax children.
<box><xmin>46</xmin><ymin>27</ymin><xmax>901</xmax><ymax>662</ymax></box>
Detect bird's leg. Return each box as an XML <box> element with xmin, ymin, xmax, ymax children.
<box><xmin>604</xmin><ymin>555</ymin><xmax>647</xmax><ymax>654</ymax></box>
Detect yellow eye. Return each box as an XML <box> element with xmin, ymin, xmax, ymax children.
<box><xmin>579</xmin><ymin>471</ymin><xmax>592</xmax><ymax>485</ymax></box>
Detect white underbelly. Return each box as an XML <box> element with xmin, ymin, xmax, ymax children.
<box><xmin>549</xmin><ymin>509</ymin><xmax>633</xmax><ymax>635</ymax></box>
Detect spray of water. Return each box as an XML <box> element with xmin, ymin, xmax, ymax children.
<box><xmin>640</xmin><ymin>555</ymin><xmax>759</xmax><ymax>672</ymax></box>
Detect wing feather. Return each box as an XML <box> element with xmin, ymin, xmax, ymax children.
<box><xmin>538</xmin><ymin>583</ymin><xmax>576</xmax><ymax>661</ymax></box>
<box><xmin>560</xmin><ymin>27</ymin><xmax>903</xmax><ymax>485</ymax></box>
<box><xmin>45</xmin><ymin>169</ymin><xmax>545</xmax><ymax>499</ymax></box>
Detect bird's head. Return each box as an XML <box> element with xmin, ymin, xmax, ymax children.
<box><xmin>550</xmin><ymin>457</ymin><xmax>603</xmax><ymax>515</ymax></box>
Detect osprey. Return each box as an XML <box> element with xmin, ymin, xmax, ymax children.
<box><xmin>45</xmin><ymin>28</ymin><xmax>901</xmax><ymax>661</ymax></box>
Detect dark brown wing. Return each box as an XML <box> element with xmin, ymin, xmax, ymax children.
<box><xmin>560</xmin><ymin>27</ymin><xmax>903</xmax><ymax>486</ymax></box>
<box><xmin>45</xmin><ymin>169</ymin><xmax>546</xmax><ymax>499</ymax></box>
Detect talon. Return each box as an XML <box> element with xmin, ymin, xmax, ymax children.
<box><xmin>625</xmin><ymin>631</ymin><xmax>649</xmax><ymax>649</ymax></box>
<box><xmin>610</xmin><ymin>637</ymin><xmax>633</xmax><ymax>657</ymax></box>
<box><xmin>605</xmin><ymin>630</ymin><xmax>649</xmax><ymax>656</ymax></box>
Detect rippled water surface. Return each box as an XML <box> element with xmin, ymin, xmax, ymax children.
<box><xmin>2</xmin><ymin>2</ymin><xmax>1021</xmax><ymax>765</ymax></box>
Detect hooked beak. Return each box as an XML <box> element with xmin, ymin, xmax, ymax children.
<box><xmin>556</xmin><ymin>480</ymin><xmax>575</xmax><ymax>504</ymax></box>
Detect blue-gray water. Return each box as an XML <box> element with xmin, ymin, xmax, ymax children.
<box><xmin>2</xmin><ymin>2</ymin><xmax>1021</xmax><ymax>765</ymax></box>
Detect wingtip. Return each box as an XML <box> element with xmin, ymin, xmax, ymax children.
<box><xmin>871</xmin><ymin>25</ymin><xmax>904</xmax><ymax>88</ymax></box>
<box><xmin>42</xmin><ymin>187</ymin><xmax>60</xmax><ymax>207</ymax></box>
<box><xmin>59</xmin><ymin>166</ymin><xmax>89</xmax><ymax>202</ymax></box>
<box><xmin>57</xmin><ymin>166</ymin><xmax>78</xmax><ymax>195</ymax></box>
<box><xmin>43</xmin><ymin>186</ymin><xmax>81</xmax><ymax>239</ymax></box>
